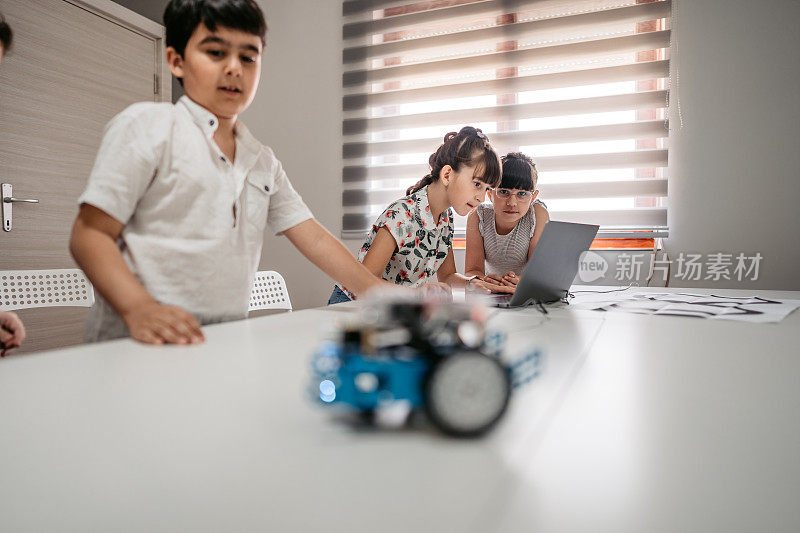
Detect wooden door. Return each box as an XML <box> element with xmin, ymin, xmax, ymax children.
<box><xmin>0</xmin><ymin>0</ymin><xmax>168</xmax><ymax>354</ymax></box>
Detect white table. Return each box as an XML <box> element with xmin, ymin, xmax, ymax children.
<box><xmin>1</xmin><ymin>287</ymin><xmax>798</xmax><ymax>532</ymax></box>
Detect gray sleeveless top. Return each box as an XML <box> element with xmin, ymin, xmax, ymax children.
<box><xmin>476</xmin><ymin>200</ymin><xmax>546</xmax><ymax>276</ymax></box>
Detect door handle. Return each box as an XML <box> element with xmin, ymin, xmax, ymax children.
<box><xmin>2</xmin><ymin>183</ymin><xmax>39</xmax><ymax>232</ymax></box>
<box><xmin>3</xmin><ymin>197</ymin><xmax>40</xmax><ymax>203</ymax></box>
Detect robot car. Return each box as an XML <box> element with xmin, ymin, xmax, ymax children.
<box><xmin>310</xmin><ymin>296</ymin><xmax>540</xmax><ymax>437</ymax></box>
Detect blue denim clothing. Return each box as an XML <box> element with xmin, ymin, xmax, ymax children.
<box><xmin>327</xmin><ymin>285</ymin><xmax>352</xmax><ymax>305</ymax></box>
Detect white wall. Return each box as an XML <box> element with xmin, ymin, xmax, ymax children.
<box><xmin>665</xmin><ymin>0</ymin><xmax>800</xmax><ymax>290</ymax></box>
<box><xmin>243</xmin><ymin>0</ymin><xmax>344</xmax><ymax>309</ymax></box>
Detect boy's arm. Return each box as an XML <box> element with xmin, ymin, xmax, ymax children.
<box><xmin>70</xmin><ymin>204</ymin><xmax>204</xmax><ymax>345</ymax></box>
<box><xmin>464</xmin><ymin>210</ymin><xmax>486</xmax><ymax>278</ymax></box>
<box><xmin>282</xmin><ymin>219</ymin><xmax>390</xmax><ymax>297</ymax></box>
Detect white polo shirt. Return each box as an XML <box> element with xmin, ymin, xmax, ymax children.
<box><xmin>78</xmin><ymin>96</ymin><xmax>313</xmax><ymax>341</ymax></box>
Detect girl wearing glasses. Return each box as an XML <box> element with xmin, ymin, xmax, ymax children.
<box><xmin>465</xmin><ymin>152</ymin><xmax>550</xmax><ymax>291</ymax></box>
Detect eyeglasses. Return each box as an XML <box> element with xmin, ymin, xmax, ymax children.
<box><xmin>494</xmin><ymin>189</ymin><xmax>533</xmax><ymax>200</ymax></box>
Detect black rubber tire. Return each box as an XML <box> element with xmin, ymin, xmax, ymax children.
<box><xmin>425</xmin><ymin>351</ymin><xmax>511</xmax><ymax>437</ymax></box>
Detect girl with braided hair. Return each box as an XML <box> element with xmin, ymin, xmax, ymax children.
<box><xmin>329</xmin><ymin>127</ymin><xmax>513</xmax><ymax>304</ymax></box>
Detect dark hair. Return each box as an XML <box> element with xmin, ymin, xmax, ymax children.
<box><xmin>499</xmin><ymin>152</ymin><xmax>538</xmax><ymax>191</ymax></box>
<box><xmin>164</xmin><ymin>0</ymin><xmax>267</xmax><ymax>58</ymax></box>
<box><xmin>0</xmin><ymin>13</ymin><xmax>12</xmax><ymax>55</ymax></box>
<box><xmin>406</xmin><ymin>126</ymin><xmax>501</xmax><ymax>196</ymax></box>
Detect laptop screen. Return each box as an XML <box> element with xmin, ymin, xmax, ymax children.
<box><xmin>507</xmin><ymin>221</ymin><xmax>599</xmax><ymax>306</ymax></box>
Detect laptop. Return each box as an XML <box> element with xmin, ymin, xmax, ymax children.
<box><xmin>487</xmin><ymin>221</ymin><xmax>599</xmax><ymax>308</ymax></box>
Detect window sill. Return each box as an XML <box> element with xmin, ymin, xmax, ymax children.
<box><xmin>451</xmin><ymin>237</ymin><xmax>662</xmax><ymax>251</ymax></box>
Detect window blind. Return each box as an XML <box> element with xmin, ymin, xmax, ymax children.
<box><xmin>342</xmin><ymin>0</ymin><xmax>671</xmax><ymax>239</ymax></box>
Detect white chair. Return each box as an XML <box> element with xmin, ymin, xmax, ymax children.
<box><xmin>0</xmin><ymin>269</ymin><xmax>94</xmax><ymax>311</ymax></box>
<box><xmin>248</xmin><ymin>270</ymin><xmax>292</xmax><ymax>313</ymax></box>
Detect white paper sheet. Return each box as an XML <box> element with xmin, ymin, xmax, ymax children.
<box><xmin>568</xmin><ymin>291</ymin><xmax>800</xmax><ymax>323</ymax></box>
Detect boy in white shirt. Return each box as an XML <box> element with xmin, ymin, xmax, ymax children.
<box><xmin>70</xmin><ymin>0</ymin><xmax>384</xmax><ymax>345</ymax></box>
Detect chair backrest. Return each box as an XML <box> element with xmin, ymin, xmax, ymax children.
<box><xmin>0</xmin><ymin>269</ymin><xmax>95</xmax><ymax>311</ymax></box>
<box><xmin>249</xmin><ymin>270</ymin><xmax>292</xmax><ymax>312</ymax></box>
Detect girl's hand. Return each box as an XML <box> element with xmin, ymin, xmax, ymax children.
<box><xmin>420</xmin><ymin>281</ymin><xmax>452</xmax><ymax>300</ymax></box>
<box><xmin>470</xmin><ymin>279</ymin><xmax>515</xmax><ymax>294</ymax></box>
<box><xmin>481</xmin><ymin>274</ymin><xmax>505</xmax><ymax>286</ymax></box>
<box><xmin>501</xmin><ymin>271</ymin><xmax>520</xmax><ymax>286</ymax></box>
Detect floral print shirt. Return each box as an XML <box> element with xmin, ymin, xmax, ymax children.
<box><xmin>338</xmin><ymin>186</ymin><xmax>453</xmax><ymax>299</ymax></box>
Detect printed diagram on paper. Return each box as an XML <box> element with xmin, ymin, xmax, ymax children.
<box><xmin>569</xmin><ymin>292</ymin><xmax>800</xmax><ymax>323</ymax></box>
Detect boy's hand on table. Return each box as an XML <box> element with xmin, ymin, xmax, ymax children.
<box><xmin>122</xmin><ymin>303</ymin><xmax>205</xmax><ymax>346</ymax></box>
<box><xmin>0</xmin><ymin>311</ymin><xmax>26</xmax><ymax>357</ymax></box>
